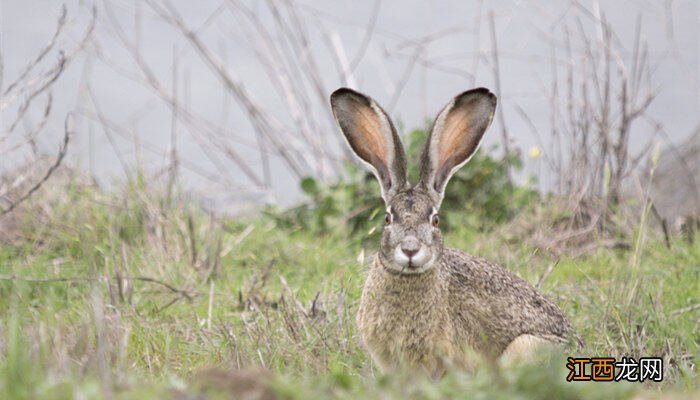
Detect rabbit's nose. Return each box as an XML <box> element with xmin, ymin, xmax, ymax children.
<box><xmin>401</xmin><ymin>247</ymin><xmax>418</xmax><ymax>258</ymax></box>
<box><xmin>401</xmin><ymin>237</ymin><xmax>420</xmax><ymax>258</ymax></box>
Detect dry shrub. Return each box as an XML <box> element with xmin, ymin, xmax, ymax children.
<box><xmin>520</xmin><ymin>12</ymin><xmax>661</xmax><ymax>256</ymax></box>
<box><xmin>0</xmin><ymin>156</ymin><xmax>95</xmax><ymax>247</ymax></box>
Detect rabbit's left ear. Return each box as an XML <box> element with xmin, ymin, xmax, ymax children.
<box><xmin>418</xmin><ymin>88</ymin><xmax>497</xmax><ymax>206</ymax></box>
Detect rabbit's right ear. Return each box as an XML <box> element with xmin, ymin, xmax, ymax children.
<box><xmin>418</xmin><ymin>88</ymin><xmax>497</xmax><ymax>206</ymax></box>
<box><xmin>330</xmin><ymin>88</ymin><xmax>407</xmax><ymax>202</ymax></box>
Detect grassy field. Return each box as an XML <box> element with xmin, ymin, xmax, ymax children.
<box><xmin>0</xmin><ymin>176</ymin><xmax>698</xmax><ymax>399</ymax></box>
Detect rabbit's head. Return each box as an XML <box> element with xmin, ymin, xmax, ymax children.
<box><xmin>331</xmin><ymin>88</ymin><xmax>496</xmax><ymax>274</ymax></box>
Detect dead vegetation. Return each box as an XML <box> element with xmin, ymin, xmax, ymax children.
<box><xmin>0</xmin><ymin>150</ymin><xmax>95</xmax><ymax>247</ymax></box>
<box><xmin>1</xmin><ymin>5</ymin><xmax>95</xmax><ymax>226</ymax></box>
<box><xmin>512</xmin><ymin>12</ymin><xmax>674</xmax><ymax>257</ymax></box>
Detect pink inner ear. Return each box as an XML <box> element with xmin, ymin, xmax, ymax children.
<box><xmin>354</xmin><ymin>106</ymin><xmax>387</xmax><ymax>163</ymax></box>
<box><xmin>437</xmin><ymin>110</ymin><xmax>471</xmax><ymax>169</ymax></box>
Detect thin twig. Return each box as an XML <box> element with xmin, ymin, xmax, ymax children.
<box><xmin>348</xmin><ymin>0</ymin><xmax>380</xmax><ymax>72</ymax></box>
<box><xmin>650</xmin><ymin>203</ymin><xmax>671</xmax><ymax>249</ymax></box>
<box><xmin>134</xmin><ymin>276</ymin><xmax>194</xmax><ymax>301</ymax></box>
<box><xmin>2</xmin><ymin>5</ymin><xmax>67</xmax><ymax>97</ymax></box>
<box><xmin>0</xmin><ymin>273</ymin><xmax>194</xmax><ymax>301</ymax></box>
<box><xmin>671</xmin><ymin>303</ymin><xmax>700</xmax><ymax>315</ymax></box>
<box><xmin>487</xmin><ymin>10</ymin><xmax>511</xmax><ymax>163</ymax></box>
<box><xmin>536</xmin><ymin>260</ymin><xmax>559</xmax><ymax>289</ymax></box>
<box><xmin>1</xmin><ymin>114</ymin><xmax>72</xmax><ymax>215</ymax></box>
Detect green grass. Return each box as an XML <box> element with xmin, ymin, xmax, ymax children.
<box><xmin>0</xmin><ymin>182</ymin><xmax>698</xmax><ymax>399</ymax></box>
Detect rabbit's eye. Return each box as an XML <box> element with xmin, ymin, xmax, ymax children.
<box><xmin>384</xmin><ymin>212</ymin><xmax>392</xmax><ymax>225</ymax></box>
<box><xmin>431</xmin><ymin>214</ymin><xmax>440</xmax><ymax>227</ymax></box>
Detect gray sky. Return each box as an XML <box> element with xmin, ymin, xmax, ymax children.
<box><xmin>2</xmin><ymin>0</ymin><xmax>698</xmax><ymax>210</ymax></box>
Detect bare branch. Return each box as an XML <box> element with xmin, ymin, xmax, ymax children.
<box><xmin>0</xmin><ymin>274</ymin><xmax>194</xmax><ymax>301</ymax></box>
<box><xmin>488</xmin><ymin>10</ymin><xmax>511</xmax><ymax>161</ymax></box>
<box><xmin>2</xmin><ymin>5</ymin><xmax>67</xmax><ymax>97</ymax></box>
<box><xmin>348</xmin><ymin>0</ymin><xmax>380</xmax><ymax>72</ymax></box>
<box><xmin>5</xmin><ymin>53</ymin><xmax>66</xmax><ymax>134</ymax></box>
<box><xmin>387</xmin><ymin>45</ymin><xmax>421</xmax><ymax>112</ymax></box>
<box><xmin>1</xmin><ymin>114</ymin><xmax>73</xmax><ymax>215</ymax></box>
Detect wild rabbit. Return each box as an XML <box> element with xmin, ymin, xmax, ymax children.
<box><xmin>330</xmin><ymin>87</ymin><xmax>573</xmax><ymax>376</ymax></box>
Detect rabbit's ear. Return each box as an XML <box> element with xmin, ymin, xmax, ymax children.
<box><xmin>331</xmin><ymin>88</ymin><xmax>408</xmax><ymax>202</ymax></box>
<box><xmin>418</xmin><ymin>88</ymin><xmax>496</xmax><ymax>205</ymax></box>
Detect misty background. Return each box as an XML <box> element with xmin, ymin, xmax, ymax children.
<box><xmin>1</xmin><ymin>0</ymin><xmax>698</xmax><ymax>215</ymax></box>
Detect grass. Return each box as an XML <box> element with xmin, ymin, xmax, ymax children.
<box><xmin>0</xmin><ymin>177</ymin><xmax>698</xmax><ymax>399</ymax></box>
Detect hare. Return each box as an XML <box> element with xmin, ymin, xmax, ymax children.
<box><xmin>330</xmin><ymin>87</ymin><xmax>573</xmax><ymax>376</ymax></box>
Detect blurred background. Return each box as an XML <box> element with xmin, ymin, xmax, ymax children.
<box><xmin>1</xmin><ymin>0</ymin><xmax>698</xmax><ymax>217</ymax></box>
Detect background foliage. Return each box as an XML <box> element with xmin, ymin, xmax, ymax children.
<box><xmin>271</xmin><ymin>128</ymin><xmax>537</xmax><ymax>238</ymax></box>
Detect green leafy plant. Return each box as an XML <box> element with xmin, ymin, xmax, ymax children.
<box><xmin>265</xmin><ymin>164</ymin><xmax>383</xmax><ymax>236</ymax></box>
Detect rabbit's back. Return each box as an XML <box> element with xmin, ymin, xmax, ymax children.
<box><xmin>442</xmin><ymin>248</ymin><xmax>572</xmax><ymax>357</ymax></box>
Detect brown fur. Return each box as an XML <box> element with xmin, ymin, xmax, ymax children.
<box><xmin>357</xmin><ymin>245</ymin><xmax>571</xmax><ymax>376</ymax></box>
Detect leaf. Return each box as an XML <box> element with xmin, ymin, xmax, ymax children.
<box><xmin>300</xmin><ymin>177</ymin><xmax>318</xmax><ymax>195</ymax></box>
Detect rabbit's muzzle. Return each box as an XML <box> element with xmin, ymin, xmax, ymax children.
<box><xmin>392</xmin><ymin>235</ymin><xmax>433</xmax><ymax>273</ymax></box>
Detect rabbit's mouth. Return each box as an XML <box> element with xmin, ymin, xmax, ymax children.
<box><xmin>390</xmin><ymin>245</ymin><xmax>434</xmax><ymax>274</ymax></box>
